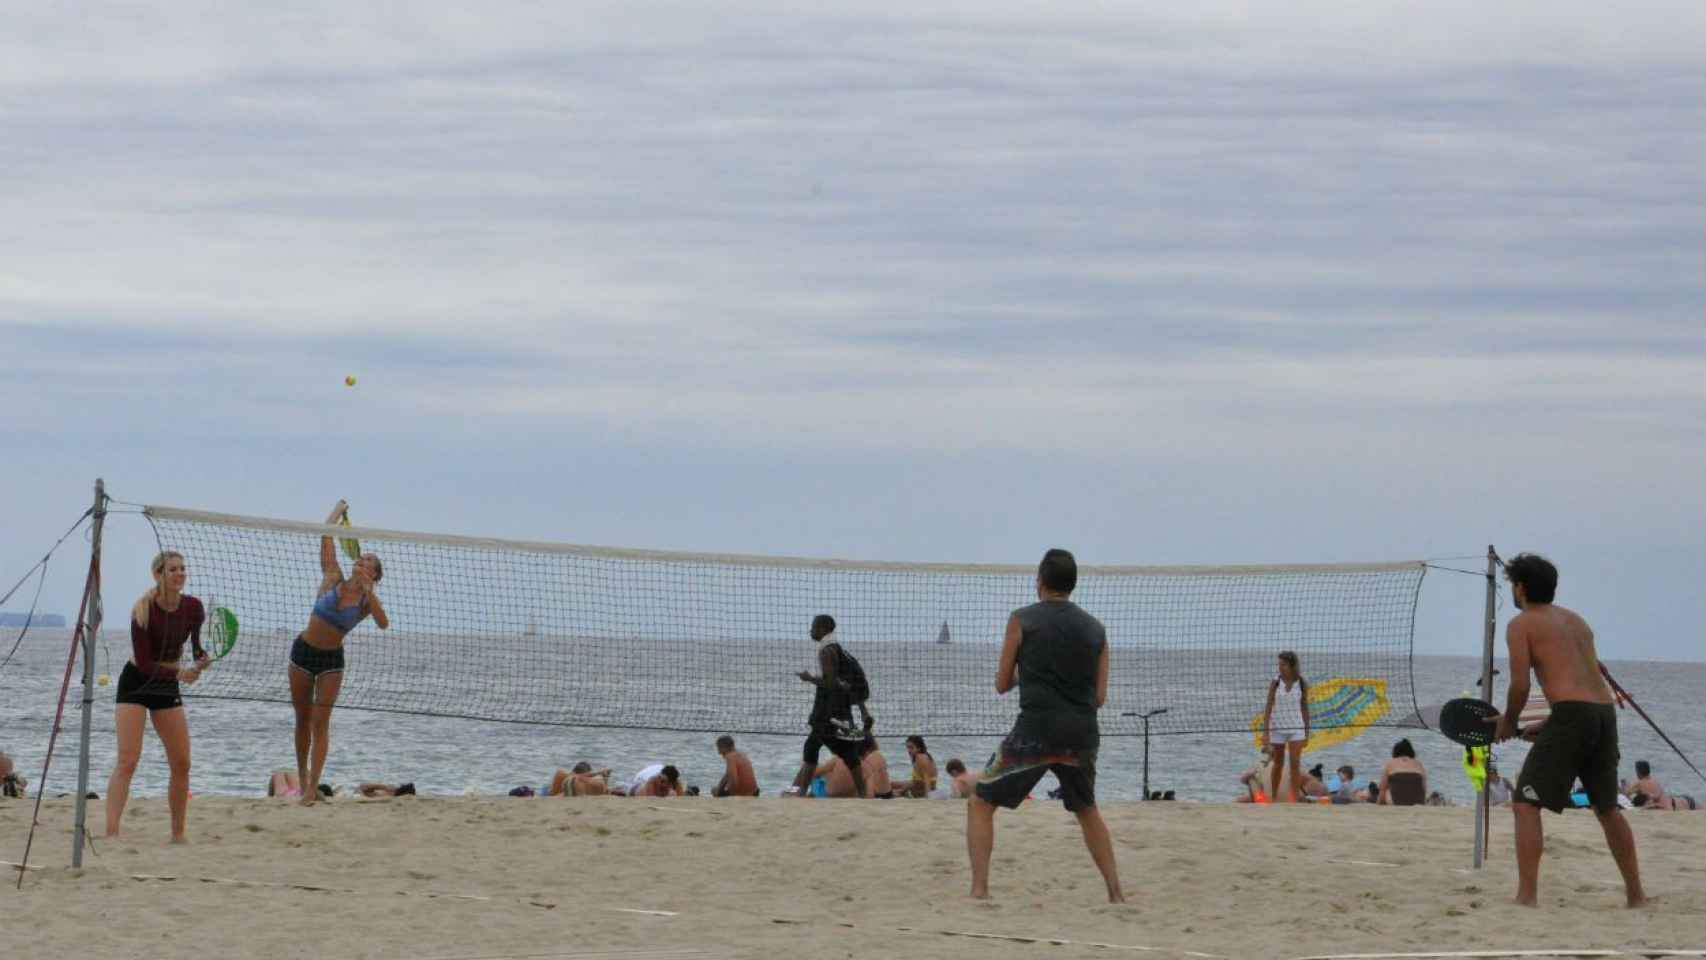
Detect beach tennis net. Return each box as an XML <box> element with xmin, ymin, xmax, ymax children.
<box><xmin>143</xmin><ymin>504</ymin><xmax>1426</xmax><ymax>737</ymax></box>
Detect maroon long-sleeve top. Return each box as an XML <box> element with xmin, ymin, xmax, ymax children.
<box><xmin>130</xmin><ymin>595</ymin><xmax>205</xmax><ymax>680</ymax></box>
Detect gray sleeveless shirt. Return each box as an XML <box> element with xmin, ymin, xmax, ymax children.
<box><xmin>1011</xmin><ymin>599</ymin><xmax>1106</xmax><ymax>754</ymax></box>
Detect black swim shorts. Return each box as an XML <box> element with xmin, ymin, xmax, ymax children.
<box><xmin>289</xmin><ymin>635</ymin><xmax>346</xmax><ymax>677</ymax></box>
<box><xmin>802</xmin><ymin>723</ymin><xmax>864</xmax><ymax>769</ymax></box>
<box><xmin>974</xmin><ymin>745</ymin><xmax>1098</xmax><ymax>812</ymax></box>
<box><xmin>114</xmin><ymin>662</ymin><xmax>183</xmax><ymax>712</ymax></box>
<box><xmin>1515</xmin><ymin>700</ymin><xmax>1619</xmax><ymax>814</ymax></box>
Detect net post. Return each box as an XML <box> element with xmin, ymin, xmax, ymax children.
<box><xmin>1472</xmin><ymin>544</ymin><xmax>1498</xmax><ymax>869</ymax></box>
<box><xmin>71</xmin><ymin>478</ymin><xmax>107</xmax><ymax>868</ymax></box>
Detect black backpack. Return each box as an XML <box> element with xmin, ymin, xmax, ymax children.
<box><xmin>835</xmin><ymin>645</ymin><xmax>870</xmax><ymax>704</ymax></box>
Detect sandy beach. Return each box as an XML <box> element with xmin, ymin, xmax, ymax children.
<box><xmin>5</xmin><ymin>795</ymin><xmax>1703</xmax><ymax>959</ymax></box>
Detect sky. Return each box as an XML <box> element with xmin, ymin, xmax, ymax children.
<box><xmin>1</xmin><ymin>2</ymin><xmax>1702</xmax><ymax>661</ymax></box>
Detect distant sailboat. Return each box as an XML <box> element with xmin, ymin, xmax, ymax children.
<box><xmin>936</xmin><ymin>621</ymin><xmax>951</xmax><ymax>645</ymax></box>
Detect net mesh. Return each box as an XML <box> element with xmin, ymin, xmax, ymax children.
<box><xmin>144</xmin><ymin>505</ymin><xmax>1426</xmax><ymax>737</ymax></box>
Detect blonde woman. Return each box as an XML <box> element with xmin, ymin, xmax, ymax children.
<box><xmin>1260</xmin><ymin>650</ymin><xmax>1311</xmax><ymax>803</ymax></box>
<box><xmin>289</xmin><ymin>500</ymin><xmax>388</xmax><ymax>805</ymax></box>
<box><xmin>106</xmin><ymin>551</ymin><xmax>206</xmax><ymax>842</ymax></box>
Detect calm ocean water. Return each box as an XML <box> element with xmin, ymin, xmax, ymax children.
<box><xmin>2</xmin><ymin>628</ymin><xmax>1702</xmax><ymax>808</ymax></box>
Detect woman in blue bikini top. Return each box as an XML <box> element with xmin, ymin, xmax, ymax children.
<box><xmin>288</xmin><ymin>499</ymin><xmax>390</xmax><ymax>805</ymax></box>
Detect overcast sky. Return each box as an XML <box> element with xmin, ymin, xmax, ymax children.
<box><xmin>2</xmin><ymin>2</ymin><xmax>1701</xmax><ymax>661</ymax></box>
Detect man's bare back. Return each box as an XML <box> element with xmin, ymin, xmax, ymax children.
<box><xmin>1509</xmin><ymin>603</ymin><xmax>1613</xmax><ymax>708</ymax></box>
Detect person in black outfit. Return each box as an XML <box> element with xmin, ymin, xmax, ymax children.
<box><xmin>966</xmin><ymin>548</ymin><xmax>1125</xmax><ymax>903</ymax></box>
<box><xmin>787</xmin><ymin>614</ymin><xmax>867</xmax><ymax>799</ymax></box>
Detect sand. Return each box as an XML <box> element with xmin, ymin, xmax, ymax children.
<box><xmin>4</xmin><ymin>794</ymin><xmax>1703</xmax><ymax>959</ymax></box>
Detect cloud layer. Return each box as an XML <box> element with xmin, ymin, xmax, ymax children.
<box><xmin>2</xmin><ymin>2</ymin><xmax>1702</xmax><ymax>657</ymax></box>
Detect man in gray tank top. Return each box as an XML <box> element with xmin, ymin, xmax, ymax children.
<box><xmin>966</xmin><ymin>548</ymin><xmax>1125</xmax><ymax>903</ymax></box>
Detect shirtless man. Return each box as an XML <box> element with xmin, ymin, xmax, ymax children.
<box><xmin>944</xmin><ymin>758</ymin><xmax>977</xmax><ymax>798</ymax></box>
<box><xmin>713</xmin><ymin>736</ymin><xmax>759</xmax><ymax>797</ymax></box>
<box><xmin>860</xmin><ymin>737</ymin><xmax>893</xmax><ymax>798</ymax></box>
<box><xmin>811</xmin><ymin>757</ymin><xmax>858</xmax><ymax>798</ymax></box>
<box><xmin>1494</xmin><ymin>553</ymin><xmax>1645</xmax><ymax>908</ymax></box>
<box><xmin>1625</xmin><ymin>760</ymin><xmax>1665</xmax><ymax>805</ymax></box>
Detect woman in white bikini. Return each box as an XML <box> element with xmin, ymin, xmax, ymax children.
<box><xmin>1260</xmin><ymin>651</ymin><xmax>1311</xmax><ymax>803</ymax></box>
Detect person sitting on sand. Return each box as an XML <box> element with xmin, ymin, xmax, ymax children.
<box><xmin>1378</xmin><ymin>738</ymin><xmax>1428</xmax><ymax>805</ymax></box>
<box><xmin>712</xmin><ymin>736</ymin><xmax>759</xmax><ymax>797</ymax></box>
<box><xmin>1328</xmin><ymin>765</ymin><xmax>1358</xmax><ymax>803</ymax></box>
<box><xmin>1623</xmin><ymin>760</ymin><xmax>1665</xmax><ymax>806</ymax></box>
<box><xmin>267</xmin><ymin>769</ymin><xmax>304</xmax><ymax>799</ymax></box>
<box><xmin>893</xmin><ymin>735</ymin><xmax>939</xmax><ymax>798</ymax></box>
<box><xmin>1631</xmin><ymin>791</ymin><xmax>1698</xmax><ymax>811</ymax></box>
<box><xmin>944</xmin><ymin>759</ymin><xmax>976</xmax><ymax>798</ymax></box>
<box><xmin>629</xmin><ymin>763</ymin><xmax>684</xmax><ymax>798</ymax></box>
<box><xmin>809</xmin><ymin>756</ymin><xmax>857</xmax><ymax>798</ymax></box>
<box><xmin>1236</xmin><ymin>755</ymin><xmax>1299</xmax><ymax>802</ymax></box>
<box><xmin>1486</xmin><ymin>758</ymin><xmax>1514</xmax><ymax>806</ymax></box>
<box><xmin>860</xmin><ymin>737</ymin><xmax>893</xmax><ymax>798</ymax></box>
<box><xmin>1</xmin><ymin>752</ymin><xmax>27</xmax><ymax>798</ymax></box>
<box><xmin>550</xmin><ymin>762</ymin><xmax>613</xmax><ymax>797</ymax></box>
<box><xmin>357</xmin><ymin>782</ymin><xmax>417</xmax><ymax>798</ymax></box>
<box><xmin>1300</xmin><ymin>763</ymin><xmax>1330</xmax><ymax>799</ymax></box>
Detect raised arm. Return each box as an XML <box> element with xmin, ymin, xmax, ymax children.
<box><xmin>319</xmin><ymin>500</ymin><xmax>348</xmax><ymax>585</ymax></box>
<box><xmin>994</xmin><ymin>615</ymin><xmax>1021</xmax><ymax>694</ymax></box>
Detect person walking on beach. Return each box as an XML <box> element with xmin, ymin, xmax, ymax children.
<box><xmin>966</xmin><ymin>548</ymin><xmax>1124</xmax><ymax>903</ymax></box>
<box><xmin>1259</xmin><ymin>651</ymin><xmax>1310</xmax><ymax>803</ymax></box>
<box><xmin>788</xmin><ymin>614</ymin><xmax>867</xmax><ymax>800</ymax></box>
<box><xmin>713</xmin><ymin>736</ymin><xmax>759</xmax><ymax>797</ymax></box>
<box><xmin>106</xmin><ymin>551</ymin><xmax>207</xmax><ymax>842</ymax></box>
<box><xmin>290</xmin><ymin>500</ymin><xmax>388</xmax><ymax>806</ymax></box>
<box><xmin>1494</xmin><ymin>552</ymin><xmax>1645</xmax><ymax>908</ymax></box>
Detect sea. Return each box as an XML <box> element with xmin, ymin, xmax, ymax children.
<box><xmin>2</xmin><ymin>628</ymin><xmax>1702</xmax><ymax>808</ymax></box>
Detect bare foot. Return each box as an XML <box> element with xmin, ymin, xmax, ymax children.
<box><xmin>170</xmin><ymin>834</ymin><xmax>188</xmax><ymax>845</ymax></box>
<box><xmin>1627</xmin><ymin>893</ymin><xmax>1652</xmax><ymax>909</ymax></box>
<box><xmin>1107</xmin><ymin>889</ymin><xmax>1128</xmax><ymax>904</ymax></box>
<box><xmin>969</xmin><ymin>888</ymin><xmax>990</xmax><ymax>900</ymax></box>
<box><xmin>1511</xmin><ymin>895</ymin><xmax>1537</xmax><ymax>907</ymax></box>
<box><xmin>299</xmin><ymin>794</ymin><xmax>316</xmax><ymax>807</ymax></box>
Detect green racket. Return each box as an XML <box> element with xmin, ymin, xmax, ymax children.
<box><xmin>205</xmin><ymin>605</ymin><xmax>240</xmax><ymax>662</ymax></box>
<box><xmin>337</xmin><ymin>509</ymin><xmax>362</xmax><ymax>563</ymax></box>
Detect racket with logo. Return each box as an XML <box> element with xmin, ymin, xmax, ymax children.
<box><xmin>204</xmin><ymin>604</ymin><xmax>240</xmax><ymax>662</ymax></box>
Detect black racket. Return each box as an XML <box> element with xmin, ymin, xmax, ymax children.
<box><xmin>1438</xmin><ymin>697</ymin><xmax>1500</xmax><ymax>747</ymax></box>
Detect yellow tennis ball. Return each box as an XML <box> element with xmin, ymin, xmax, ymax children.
<box><xmin>344</xmin><ymin>375</ymin><xmax>357</xmax><ymax>387</ymax></box>
<box><xmin>97</xmin><ymin>674</ymin><xmax>110</xmax><ymax>686</ymax></box>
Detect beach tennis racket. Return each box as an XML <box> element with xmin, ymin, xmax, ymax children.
<box><xmin>337</xmin><ymin>508</ymin><xmax>362</xmax><ymax>563</ymax></box>
<box><xmin>1438</xmin><ymin>697</ymin><xmax>1500</xmax><ymax>747</ymax></box>
<box><xmin>204</xmin><ymin>605</ymin><xmax>239</xmax><ymax>662</ymax></box>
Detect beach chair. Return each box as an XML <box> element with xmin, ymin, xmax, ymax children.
<box><xmin>1386</xmin><ymin>771</ymin><xmax>1426</xmax><ymax>806</ymax></box>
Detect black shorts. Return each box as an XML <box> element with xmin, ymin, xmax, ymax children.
<box><xmin>802</xmin><ymin>724</ymin><xmax>864</xmax><ymax>768</ymax></box>
<box><xmin>114</xmin><ymin>662</ymin><xmax>183</xmax><ymax>712</ymax></box>
<box><xmin>975</xmin><ymin>749</ymin><xmax>1098</xmax><ymax>812</ymax></box>
<box><xmin>290</xmin><ymin>635</ymin><xmax>345</xmax><ymax>677</ymax></box>
<box><xmin>1516</xmin><ymin>700</ymin><xmax>1619</xmax><ymax>814</ymax></box>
